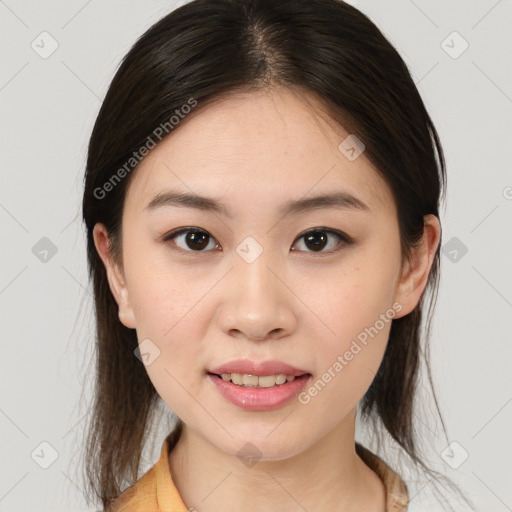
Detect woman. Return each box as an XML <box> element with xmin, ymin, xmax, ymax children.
<box><xmin>81</xmin><ymin>0</ymin><xmax>473</xmax><ymax>510</ymax></box>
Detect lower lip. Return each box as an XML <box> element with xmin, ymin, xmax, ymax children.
<box><xmin>207</xmin><ymin>373</ymin><xmax>311</xmax><ymax>411</ymax></box>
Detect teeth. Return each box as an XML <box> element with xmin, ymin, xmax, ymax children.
<box><xmin>220</xmin><ymin>373</ymin><xmax>300</xmax><ymax>387</ymax></box>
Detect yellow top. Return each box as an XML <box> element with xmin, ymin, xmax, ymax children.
<box><xmin>109</xmin><ymin>430</ymin><xmax>409</xmax><ymax>511</ymax></box>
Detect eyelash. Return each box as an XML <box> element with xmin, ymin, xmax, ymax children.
<box><xmin>161</xmin><ymin>227</ymin><xmax>354</xmax><ymax>255</ymax></box>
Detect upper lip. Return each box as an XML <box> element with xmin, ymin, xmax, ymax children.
<box><xmin>208</xmin><ymin>359</ymin><xmax>310</xmax><ymax>377</ymax></box>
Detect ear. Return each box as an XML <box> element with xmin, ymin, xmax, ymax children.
<box><xmin>393</xmin><ymin>214</ymin><xmax>441</xmax><ymax>319</ymax></box>
<box><xmin>92</xmin><ymin>223</ymin><xmax>137</xmax><ymax>329</ymax></box>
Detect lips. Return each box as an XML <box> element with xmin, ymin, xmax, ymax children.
<box><xmin>207</xmin><ymin>372</ymin><xmax>311</xmax><ymax>410</ymax></box>
<box><xmin>207</xmin><ymin>358</ymin><xmax>310</xmax><ymax>377</ymax></box>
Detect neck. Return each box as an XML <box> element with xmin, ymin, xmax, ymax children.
<box><xmin>168</xmin><ymin>409</ymin><xmax>386</xmax><ymax>512</ymax></box>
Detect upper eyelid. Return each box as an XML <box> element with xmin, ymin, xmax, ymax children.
<box><xmin>164</xmin><ymin>226</ymin><xmax>344</xmax><ymax>239</ymax></box>
<box><xmin>163</xmin><ymin>226</ymin><xmax>350</xmax><ymax>249</ymax></box>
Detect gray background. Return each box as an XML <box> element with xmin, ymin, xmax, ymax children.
<box><xmin>1</xmin><ymin>0</ymin><xmax>511</xmax><ymax>510</ymax></box>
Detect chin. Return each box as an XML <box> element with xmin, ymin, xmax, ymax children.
<box><xmin>218</xmin><ymin>429</ymin><xmax>308</xmax><ymax>463</ymax></box>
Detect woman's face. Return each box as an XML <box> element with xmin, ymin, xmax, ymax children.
<box><xmin>94</xmin><ymin>88</ymin><xmax>437</xmax><ymax>460</ymax></box>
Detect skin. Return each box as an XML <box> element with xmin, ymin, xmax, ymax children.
<box><xmin>94</xmin><ymin>87</ymin><xmax>441</xmax><ymax>512</ymax></box>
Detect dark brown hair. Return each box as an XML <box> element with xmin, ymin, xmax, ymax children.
<box><xmin>79</xmin><ymin>0</ymin><xmax>474</xmax><ymax>509</ymax></box>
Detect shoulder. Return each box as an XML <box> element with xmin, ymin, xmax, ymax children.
<box><xmin>105</xmin><ymin>466</ymin><xmax>159</xmax><ymax>512</ymax></box>
<box><xmin>355</xmin><ymin>442</ymin><xmax>409</xmax><ymax>511</ymax></box>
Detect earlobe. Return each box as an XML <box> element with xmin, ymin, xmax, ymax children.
<box><xmin>393</xmin><ymin>214</ymin><xmax>441</xmax><ymax>319</ymax></box>
<box><xmin>92</xmin><ymin>223</ymin><xmax>137</xmax><ymax>329</ymax></box>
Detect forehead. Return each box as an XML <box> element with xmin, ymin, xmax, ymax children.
<box><xmin>125</xmin><ymin>88</ymin><xmax>394</xmax><ymax>217</ymax></box>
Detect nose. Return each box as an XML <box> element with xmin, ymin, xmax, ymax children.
<box><xmin>216</xmin><ymin>247</ymin><xmax>298</xmax><ymax>342</ymax></box>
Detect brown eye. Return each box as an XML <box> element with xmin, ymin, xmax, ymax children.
<box><xmin>163</xmin><ymin>227</ymin><xmax>353</xmax><ymax>255</ymax></box>
<box><xmin>164</xmin><ymin>228</ymin><xmax>218</xmax><ymax>252</ymax></box>
<box><xmin>291</xmin><ymin>229</ymin><xmax>352</xmax><ymax>253</ymax></box>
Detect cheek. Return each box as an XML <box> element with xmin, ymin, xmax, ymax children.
<box><xmin>126</xmin><ymin>253</ymin><xmax>206</xmax><ymax>338</ymax></box>
<box><xmin>296</xmin><ymin>260</ymin><xmax>397</xmax><ymax>401</ymax></box>
<box><xmin>125</xmin><ymin>267</ymin><xmax>208</xmax><ymax>392</ymax></box>
<box><xmin>304</xmin><ymin>260</ymin><xmax>396</xmax><ymax>343</ymax></box>
<box><xmin>133</xmin><ymin>282</ymin><xmax>207</xmax><ymax>422</ymax></box>
<box><xmin>298</xmin><ymin>287</ymin><xmax>392</xmax><ymax>416</ymax></box>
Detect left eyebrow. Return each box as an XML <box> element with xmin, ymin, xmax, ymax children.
<box><xmin>279</xmin><ymin>191</ymin><xmax>370</xmax><ymax>216</ymax></box>
<box><xmin>144</xmin><ymin>189</ymin><xmax>370</xmax><ymax>218</ymax></box>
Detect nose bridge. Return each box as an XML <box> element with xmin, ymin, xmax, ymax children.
<box><xmin>233</xmin><ymin>235</ymin><xmax>281</xmax><ymax>303</ymax></box>
<box><xmin>218</xmin><ymin>235</ymin><xmax>296</xmax><ymax>339</ymax></box>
